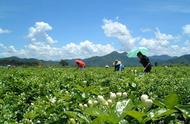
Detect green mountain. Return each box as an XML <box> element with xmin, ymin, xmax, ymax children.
<box><xmin>163</xmin><ymin>54</ymin><xmax>190</xmax><ymax>65</ymax></box>
<box><xmin>0</xmin><ymin>52</ymin><xmax>189</xmax><ymax>67</ymax></box>
<box><xmin>0</xmin><ymin>56</ymin><xmax>58</xmax><ymax>66</ymax></box>
<box><xmin>65</xmin><ymin>51</ymin><xmax>176</xmax><ymax>67</ymax></box>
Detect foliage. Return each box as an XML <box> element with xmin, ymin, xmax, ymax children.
<box><xmin>0</xmin><ymin>66</ymin><xmax>190</xmax><ymax>123</ymax></box>
<box><xmin>60</xmin><ymin>60</ymin><xmax>69</xmax><ymax>67</ymax></box>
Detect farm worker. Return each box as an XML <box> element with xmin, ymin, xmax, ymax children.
<box><xmin>137</xmin><ymin>52</ymin><xmax>152</xmax><ymax>73</ymax></box>
<box><xmin>105</xmin><ymin>65</ymin><xmax>109</xmax><ymax>68</ymax></box>
<box><xmin>75</xmin><ymin>59</ymin><xmax>86</xmax><ymax>69</ymax></box>
<box><xmin>113</xmin><ymin>60</ymin><xmax>124</xmax><ymax>71</ymax></box>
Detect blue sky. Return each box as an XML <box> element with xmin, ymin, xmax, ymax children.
<box><xmin>0</xmin><ymin>0</ymin><xmax>190</xmax><ymax>60</ymax></box>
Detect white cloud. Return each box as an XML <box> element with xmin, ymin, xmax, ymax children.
<box><xmin>185</xmin><ymin>40</ymin><xmax>190</xmax><ymax>46</ymax></box>
<box><xmin>27</xmin><ymin>21</ymin><xmax>56</xmax><ymax>44</ymax></box>
<box><xmin>0</xmin><ymin>40</ymin><xmax>115</xmax><ymax>60</ymax></box>
<box><xmin>154</xmin><ymin>28</ymin><xmax>174</xmax><ymax>41</ymax></box>
<box><xmin>183</xmin><ymin>24</ymin><xmax>190</xmax><ymax>34</ymax></box>
<box><xmin>170</xmin><ymin>45</ymin><xmax>190</xmax><ymax>56</ymax></box>
<box><xmin>101</xmin><ymin>19</ymin><xmax>186</xmax><ymax>56</ymax></box>
<box><xmin>139</xmin><ymin>28</ymin><xmax>190</xmax><ymax>56</ymax></box>
<box><xmin>140</xmin><ymin>28</ymin><xmax>153</xmax><ymax>33</ymax></box>
<box><xmin>0</xmin><ymin>44</ymin><xmax>25</xmax><ymax>57</ymax></box>
<box><xmin>62</xmin><ymin>40</ymin><xmax>115</xmax><ymax>59</ymax></box>
<box><xmin>0</xmin><ymin>28</ymin><xmax>11</xmax><ymax>34</ymax></box>
<box><xmin>140</xmin><ymin>28</ymin><xmax>174</xmax><ymax>48</ymax></box>
<box><xmin>0</xmin><ymin>43</ymin><xmax>6</xmax><ymax>49</ymax></box>
<box><xmin>1</xmin><ymin>20</ymin><xmax>190</xmax><ymax>60</ymax></box>
<box><xmin>0</xmin><ymin>22</ymin><xmax>116</xmax><ymax>60</ymax></box>
<box><xmin>102</xmin><ymin>19</ymin><xmax>136</xmax><ymax>50</ymax></box>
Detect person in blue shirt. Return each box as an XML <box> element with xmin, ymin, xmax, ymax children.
<box><xmin>113</xmin><ymin>60</ymin><xmax>124</xmax><ymax>71</ymax></box>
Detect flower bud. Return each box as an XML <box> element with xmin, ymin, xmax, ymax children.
<box><xmin>79</xmin><ymin>103</ymin><xmax>83</xmax><ymax>108</ymax></box>
<box><xmin>116</xmin><ymin>92</ymin><xmax>122</xmax><ymax>97</ymax></box>
<box><xmin>93</xmin><ymin>100</ymin><xmax>98</xmax><ymax>105</ymax></box>
<box><xmin>65</xmin><ymin>91</ymin><xmax>69</xmax><ymax>94</ymax></box>
<box><xmin>107</xmin><ymin>99</ymin><xmax>112</xmax><ymax>105</ymax></box>
<box><xmin>88</xmin><ymin>100</ymin><xmax>93</xmax><ymax>106</ymax></box>
<box><xmin>140</xmin><ymin>94</ymin><xmax>149</xmax><ymax>102</ymax></box>
<box><xmin>110</xmin><ymin>92</ymin><xmax>116</xmax><ymax>100</ymax></box>
<box><xmin>97</xmin><ymin>95</ymin><xmax>105</xmax><ymax>102</ymax></box>
<box><xmin>69</xmin><ymin>118</ymin><xmax>76</xmax><ymax>124</ymax></box>
<box><xmin>103</xmin><ymin>101</ymin><xmax>109</xmax><ymax>106</ymax></box>
<box><xmin>144</xmin><ymin>99</ymin><xmax>153</xmax><ymax>108</ymax></box>
<box><xmin>83</xmin><ymin>104</ymin><xmax>88</xmax><ymax>108</ymax></box>
<box><xmin>122</xmin><ymin>92</ymin><xmax>128</xmax><ymax>97</ymax></box>
<box><xmin>50</xmin><ymin>97</ymin><xmax>56</xmax><ymax>104</ymax></box>
<box><xmin>83</xmin><ymin>80</ymin><xmax>87</xmax><ymax>83</ymax></box>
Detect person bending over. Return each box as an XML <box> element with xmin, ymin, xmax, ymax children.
<box><xmin>137</xmin><ymin>52</ymin><xmax>152</xmax><ymax>73</ymax></box>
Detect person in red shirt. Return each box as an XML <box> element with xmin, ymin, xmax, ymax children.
<box><xmin>75</xmin><ymin>59</ymin><xmax>86</xmax><ymax>69</ymax></box>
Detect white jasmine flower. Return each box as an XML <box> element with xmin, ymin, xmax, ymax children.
<box><xmin>116</xmin><ymin>92</ymin><xmax>122</xmax><ymax>97</ymax></box>
<box><xmin>149</xmin><ymin>112</ymin><xmax>154</xmax><ymax>118</ymax></box>
<box><xmin>145</xmin><ymin>99</ymin><xmax>153</xmax><ymax>108</ymax></box>
<box><xmin>83</xmin><ymin>80</ymin><xmax>87</xmax><ymax>83</ymax></box>
<box><xmin>131</xmin><ymin>83</ymin><xmax>136</xmax><ymax>88</ymax></box>
<box><xmin>93</xmin><ymin>100</ymin><xmax>98</xmax><ymax>105</ymax></box>
<box><xmin>103</xmin><ymin>101</ymin><xmax>109</xmax><ymax>106</ymax></box>
<box><xmin>110</xmin><ymin>92</ymin><xmax>116</xmax><ymax>100</ymax></box>
<box><xmin>97</xmin><ymin>95</ymin><xmax>105</xmax><ymax>102</ymax></box>
<box><xmin>79</xmin><ymin>103</ymin><xmax>83</xmax><ymax>108</ymax></box>
<box><xmin>50</xmin><ymin>97</ymin><xmax>56</xmax><ymax>104</ymax></box>
<box><xmin>122</xmin><ymin>92</ymin><xmax>128</xmax><ymax>97</ymax></box>
<box><xmin>69</xmin><ymin>118</ymin><xmax>76</xmax><ymax>124</ymax></box>
<box><xmin>83</xmin><ymin>104</ymin><xmax>88</xmax><ymax>108</ymax></box>
<box><xmin>88</xmin><ymin>100</ymin><xmax>93</xmax><ymax>106</ymax></box>
<box><xmin>65</xmin><ymin>91</ymin><xmax>69</xmax><ymax>94</ymax></box>
<box><xmin>82</xmin><ymin>93</ymin><xmax>86</xmax><ymax>98</ymax></box>
<box><xmin>140</xmin><ymin>94</ymin><xmax>149</xmax><ymax>102</ymax></box>
<box><xmin>36</xmin><ymin>120</ymin><xmax>41</xmax><ymax>124</ymax></box>
<box><xmin>107</xmin><ymin>99</ymin><xmax>112</xmax><ymax>105</ymax></box>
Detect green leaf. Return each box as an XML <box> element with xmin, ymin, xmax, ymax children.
<box><xmin>176</xmin><ymin>104</ymin><xmax>190</xmax><ymax>119</ymax></box>
<box><xmin>91</xmin><ymin>113</ymin><xmax>120</xmax><ymax>124</ymax></box>
<box><xmin>91</xmin><ymin>117</ymin><xmax>104</xmax><ymax>124</ymax></box>
<box><xmin>77</xmin><ymin>113</ymin><xmax>90</xmax><ymax>124</ymax></box>
<box><xmin>153</xmin><ymin>99</ymin><xmax>165</xmax><ymax>108</ymax></box>
<box><xmin>152</xmin><ymin>109</ymin><xmax>177</xmax><ymax>121</ymax></box>
<box><xmin>164</xmin><ymin>93</ymin><xmax>179</xmax><ymax>109</ymax></box>
<box><xmin>23</xmin><ymin>111</ymin><xmax>37</xmax><ymax>119</ymax></box>
<box><xmin>65</xmin><ymin>111</ymin><xmax>90</xmax><ymax>123</ymax></box>
<box><xmin>116</xmin><ymin>99</ymin><xmax>132</xmax><ymax>115</ymax></box>
<box><xmin>0</xmin><ymin>99</ymin><xmax>4</xmax><ymax>104</ymax></box>
<box><xmin>124</xmin><ymin>111</ymin><xmax>146</xmax><ymax>123</ymax></box>
<box><xmin>75</xmin><ymin>85</ymin><xmax>84</xmax><ymax>92</ymax></box>
<box><xmin>64</xmin><ymin>111</ymin><xmax>78</xmax><ymax>118</ymax></box>
<box><xmin>121</xmin><ymin>99</ymin><xmax>134</xmax><ymax>118</ymax></box>
<box><xmin>84</xmin><ymin>107</ymin><xmax>102</xmax><ymax>116</ymax></box>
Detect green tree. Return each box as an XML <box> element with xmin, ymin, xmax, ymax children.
<box><xmin>60</xmin><ymin>60</ymin><xmax>69</xmax><ymax>66</ymax></box>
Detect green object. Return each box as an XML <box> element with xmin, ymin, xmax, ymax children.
<box><xmin>127</xmin><ymin>47</ymin><xmax>149</xmax><ymax>58</ymax></box>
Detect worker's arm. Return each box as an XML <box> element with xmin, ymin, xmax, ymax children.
<box><xmin>144</xmin><ymin>63</ymin><xmax>150</xmax><ymax>71</ymax></box>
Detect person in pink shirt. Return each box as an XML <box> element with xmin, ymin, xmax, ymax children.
<box><xmin>75</xmin><ymin>59</ymin><xmax>86</xmax><ymax>69</ymax></box>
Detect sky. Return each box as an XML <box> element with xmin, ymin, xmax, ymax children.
<box><xmin>0</xmin><ymin>0</ymin><xmax>190</xmax><ymax>60</ymax></box>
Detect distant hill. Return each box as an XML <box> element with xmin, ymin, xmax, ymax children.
<box><xmin>0</xmin><ymin>52</ymin><xmax>190</xmax><ymax>67</ymax></box>
<box><xmin>150</xmin><ymin>55</ymin><xmax>174</xmax><ymax>61</ymax></box>
<box><xmin>163</xmin><ymin>54</ymin><xmax>190</xmax><ymax>65</ymax></box>
<box><xmin>65</xmin><ymin>51</ymin><xmax>190</xmax><ymax>66</ymax></box>
<box><xmin>65</xmin><ymin>51</ymin><xmax>139</xmax><ymax>66</ymax></box>
<box><xmin>0</xmin><ymin>56</ymin><xmax>58</xmax><ymax>66</ymax></box>
<box><xmin>65</xmin><ymin>51</ymin><xmax>178</xmax><ymax>67</ymax></box>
